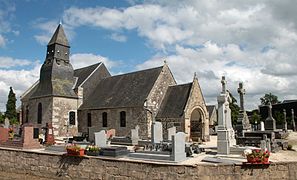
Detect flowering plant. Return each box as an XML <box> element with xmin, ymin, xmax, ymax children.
<box><xmin>86</xmin><ymin>145</ymin><xmax>100</xmax><ymax>152</ymax></box>
<box><xmin>8</xmin><ymin>128</ymin><xmax>13</xmax><ymax>133</ymax></box>
<box><xmin>244</xmin><ymin>149</ymin><xmax>270</xmax><ymax>164</ymax></box>
<box><xmin>66</xmin><ymin>144</ymin><xmax>83</xmax><ymax>153</ymax></box>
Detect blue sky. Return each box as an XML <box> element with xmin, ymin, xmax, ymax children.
<box><xmin>0</xmin><ymin>0</ymin><xmax>297</xmax><ymax>111</ymax></box>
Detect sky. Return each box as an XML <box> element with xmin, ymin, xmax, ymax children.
<box><xmin>0</xmin><ymin>0</ymin><xmax>297</xmax><ymax>111</ymax></box>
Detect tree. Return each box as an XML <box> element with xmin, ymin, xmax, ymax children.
<box><xmin>250</xmin><ymin>111</ymin><xmax>261</xmax><ymax>125</ymax></box>
<box><xmin>260</xmin><ymin>93</ymin><xmax>280</xmax><ymax>105</ymax></box>
<box><xmin>228</xmin><ymin>91</ymin><xmax>240</xmax><ymax>125</ymax></box>
<box><xmin>5</xmin><ymin>87</ymin><xmax>17</xmax><ymax>122</ymax></box>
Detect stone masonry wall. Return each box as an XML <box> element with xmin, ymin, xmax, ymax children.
<box><xmin>78</xmin><ymin>107</ymin><xmax>148</xmax><ymax>138</ymax></box>
<box><xmin>0</xmin><ymin>148</ymin><xmax>296</xmax><ymax>180</ymax></box>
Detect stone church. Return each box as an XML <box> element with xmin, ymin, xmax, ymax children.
<box><xmin>20</xmin><ymin>24</ymin><xmax>210</xmax><ymax>142</ymax></box>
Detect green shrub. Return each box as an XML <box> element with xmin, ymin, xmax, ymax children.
<box><xmin>288</xmin><ymin>144</ymin><xmax>293</xmax><ymax>150</ymax></box>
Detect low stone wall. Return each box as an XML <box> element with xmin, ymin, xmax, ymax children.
<box><xmin>0</xmin><ymin>147</ymin><xmax>296</xmax><ymax>180</ymax></box>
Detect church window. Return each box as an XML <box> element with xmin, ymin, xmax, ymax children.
<box><xmin>87</xmin><ymin>113</ymin><xmax>92</xmax><ymax>127</ymax></box>
<box><xmin>102</xmin><ymin>112</ymin><xmax>107</xmax><ymax>127</ymax></box>
<box><xmin>69</xmin><ymin>111</ymin><xmax>76</xmax><ymax>125</ymax></box>
<box><xmin>120</xmin><ymin>111</ymin><xmax>126</xmax><ymax>127</ymax></box>
<box><xmin>37</xmin><ymin>103</ymin><xmax>42</xmax><ymax>124</ymax></box>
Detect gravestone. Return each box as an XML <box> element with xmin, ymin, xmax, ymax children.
<box><xmin>152</xmin><ymin>121</ymin><xmax>163</xmax><ymax>144</ymax></box>
<box><xmin>283</xmin><ymin>109</ymin><xmax>287</xmax><ymax>131</ymax></box>
<box><xmin>171</xmin><ymin>132</ymin><xmax>186</xmax><ymax>162</ymax></box>
<box><xmin>4</xmin><ymin>118</ymin><xmax>10</xmax><ymax>129</ymax></box>
<box><xmin>0</xmin><ymin>127</ymin><xmax>8</xmax><ymax>142</ymax></box>
<box><xmin>95</xmin><ymin>130</ymin><xmax>107</xmax><ymax>147</ymax></box>
<box><xmin>131</xmin><ymin>125</ymin><xmax>139</xmax><ymax>145</ymax></box>
<box><xmin>45</xmin><ymin>123</ymin><xmax>55</xmax><ymax>145</ymax></box>
<box><xmin>235</xmin><ymin>82</ymin><xmax>251</xmax><ymax>135</ymax></box>
<box><xmin>260</xmin><ymin>140</ymin><xmax>266</xmax><ymax>151</ymax></box>
<box><xmin>88</xmin><ymin>126</ymin><xmax>100</xmax><ymax>142</ymax></box>
<box><xmin>106</xmin><ymin>129</ymin><xmax>115</xmax><ymax>140</ymax></box>
<box><xmin>217</xmin><ymin>76</ymin><xmax>236</xmax><ymax>155</ymax></box>
<box><xmin>167</xmin><ymin>126</ymin><xmax>176</xmax><ymax>141</ymax></box>
<box><xmin>22</xmin><ymin>125</ymin><xmax>41</xmax><ymax>149</ymax></box>
<box><xmin>260</xmin><ymin>121</ymin><xmax>265</xmax><ymax>131</ymax></box>
<box><xmin>291</xmin><ymin>109</ymin><xmax>295</xmax><ymax>130</ymax></box>
<box><xmin>265</xmin><ymin>102</ymin><xmax>276</xmax><ymax>130</ymax></box>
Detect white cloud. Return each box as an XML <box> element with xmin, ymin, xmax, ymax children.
<box><xmin>0</xmin><ymin>56</ymin><xmax>33</xmax><ymax>68</ymax></box>
<box><xmin>32</xmin><ymin>1</ymin><xmax>297</xmax><ymax>110</ymax></box>
<box><xmin>70</xmin><ymin>53</ymin><xmax>118</xmax><ymax>70</ymax></box>
<box><xmin>110</xmin><ymin>33</ymin><xmax>127</xmax><ymax>42</ymax></box>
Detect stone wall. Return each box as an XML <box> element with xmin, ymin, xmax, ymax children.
<box><xmin>52</xmin><ymin>97</ymin><xmax>79</xmax><ymax>137</ymax></box>
<box><xmin>78</xmin><ymin>107</ymin><xmax>147</xmax><ymax>138</ymax></box>
<box><xmin>0</xmin><ymin>148</ymin><xmax>296</xmax><ymax>180</ymax></box>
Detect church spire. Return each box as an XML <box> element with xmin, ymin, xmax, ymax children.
<box><xmin>48</xmin><ymin>24</ymin><xmax>69</xmax><ymax>47</ymax></box>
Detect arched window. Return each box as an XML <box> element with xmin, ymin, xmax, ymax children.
<box><xmin>87</xmin><ymin>113</ymin><xmax>92</xmax><ymax>127</ymax></box>
<box><xmin>120</xmin><ymin>111</ymin><xmax>126</xmax><ymax>127</ymax></box>
<box><xmin>37</xmin><ymin>103</ymin><xmax>42</xmax><ymax>124</ymax></box>
<box><xmin>69</xmin><ymin>111</ymin><xmax>76</xmax><ymax>125</ymax></box>
<box><xmin>102</xmin><ymin>112</ymin><xmax>107</xmax><ymax>127</ymax></box>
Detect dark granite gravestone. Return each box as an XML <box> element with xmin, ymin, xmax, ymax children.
<box><xmin>265</xmin><ymin>103</ymin><xmax>276</xmax><ymax>131</ymax></box>
<box><xmin>99</xmin><ymin>146</ymin><xmax>129</xmax><ymax>157</ymax></box>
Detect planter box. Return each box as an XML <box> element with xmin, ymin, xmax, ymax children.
<box><xmin>67</xmin><ymin>149</ymin><xmax>85</xmax><ymax>156</ymax></box>
<box><xmin>86</xmin><ymin>151</ymin><xmax>100</xmax><ymax>156</ymax></box>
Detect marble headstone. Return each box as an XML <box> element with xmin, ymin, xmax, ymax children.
<box><xmin>95</xmin><ymin>130</ymin><xmax>107</xmax><ymax>147</ymax></box>
<box><xmin>171</xmin><ymin>132</ymin><xmax>186</xmax><ymax>162</ymax></box>
<box><xmin>167</xmin><ymin>126</ymin><xmax>176</xmax><ymax>141</ymax></box>
<box><xmin>131</xmin><ymin>125</ymin><xmax>139</xmax><ymax>145</ymax></box>
<box><xmin>4</xmin><ymin>118</ymin><xmax>9</xmax><ymax>129</ymax></box>
<box><xmin>260</xmin><ymin>121</ymin><xmax>265</xmax><ymax>131</ymax></box>
<box><xmin>152</xmin><ymin>121</ymin><xmax>163</xmax><ymax>144</ymax></box>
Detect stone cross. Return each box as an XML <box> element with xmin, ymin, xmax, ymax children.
<box><xmin>292</xmin><ymin>109</ymin><xmax>296</xmax><ymax>131</ymax></box>
<box><xmin>237</xmin><ymin>82</ymin><xmax>245</xmax><ymax>111</ymax></box>
<box><xmin>221</xmin><ymin>76</ymin><xmax>227</xmax><ymax>94</ymax></box>
<box><xmin>283</xmin><ymin>109</ymin><xmax>287</xmax><ymax>131</ymax></box>
<box><xmin>268</xmin><ymin>102</ymin><xmax>273</xmax><ymax>119</ymax></box>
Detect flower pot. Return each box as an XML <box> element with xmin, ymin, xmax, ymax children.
<box><xmin>262</xmin><ymin>157</ymin><xmax>269</xmax><ymax>164</ymax></box>
<box><xmin>67</xmin><ymin>149</ymin><xmax>85</xmax><ymax>156</ymax></box>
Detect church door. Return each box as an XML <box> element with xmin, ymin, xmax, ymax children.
<box><xmin>190</xmin><ymin>108</ymin><xmax>203</xmax><ymax>142</ymax></box>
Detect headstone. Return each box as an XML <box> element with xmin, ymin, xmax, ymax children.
<box><xmin>292</xmin><ymin>109</ymin><xmax>296</xmax><ymax>131</ymax></box>
<box><xmin>0</xmin><ymin>127</ymin><xmax>8</xmax><ymax>142</ymax></box>
<box><xmin>4</xmin><ymin>118</ymin><xmax>10</xmax><ymax>129</ymax></box>
<box><xmin>260</xmin><ymin>121</ymin><xmax>265</xmax><ymax>131</ymax></box>
<box><xmin>88</xmin><ymin>126</ymin><xmax>100</xmax><ymax>142</ymax></box>
<box><xmin>171</xmin><ymin>132</ymin><xmax>186</xmax><ymax>162</ymax></box>
<box><xmin>167</xmin><ymin>126</ymin><xmax>176</xmax><ymax>141</ymax></box>
<box><xmin>266</xmin><ymin>138</ymin><xmax>271</xmax><ymax>152</ymax></box>
<box><xmin>217</xmin><ymin>76</ymin><xmax>236</xmax><ymax>155</ymax></box>
<box><xmin>131</xmin><ymin>125</ymin><xmax>139</xmax><ymax>145</ymax></box>
<box><xmin>106</xmin><ymin>129</ymin><xmax>115</xmax><ymax>140</ymax></box>
<box><xmin>45</xmin><ymin>123</ymin><xmax>55</xmax><ymax>145</ymax></box>
<box><xmin>260</xmin><ymin>140</ymin><xmax>266</xmax><ymax>151</ymax></box>
<box><xmin>95</xmin><ymin>130</ymin><xmax>107</xmax><ymax>147</ymax></box>
<box><xmin>152</xmin><ymin>121</ymin><xmax>163</xmax><ymax>144</ymax></box>
<box><xmin>265</xmin><ymin>102</ymin><xmax>276</xmax><ymax>130</ymax></box>
<box><xmin>283</xmin><ymin>109</ymin><xmax>287</xmax><ymax>131</ymax></box>
<box><xmin>22</xmin><ymin>125</ymin><xmax>41</xmax><ymax>149</ymax></box>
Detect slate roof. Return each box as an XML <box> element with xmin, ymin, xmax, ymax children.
<box><xmin>48</xmin><ymin>24</ymin><xmax>69</xmax><ymax>47</ymax></box>
<box><xmin>206</xmin><ymin>105</ymin><xmax>216</xmax><ymax>118</ymax></box>
<box><xmin>156</xmin><ymin>83</ymin><xmax>192</xmax><ymax>118</ymax></box>
<box><xmin>74</xmin><ymin>62</ymin><xmax>101</xmax><ymax>89</ymax></box>
<box><xmin>79</xmin><ymin>66</ymin><xmax>164</xmax><ymax>109</ymax></box>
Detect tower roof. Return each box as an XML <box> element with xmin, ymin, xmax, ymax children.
<box><xmin>48</xmin><ymin>24</ymin><xmax>69</xmax><ymax>47</ymax></box>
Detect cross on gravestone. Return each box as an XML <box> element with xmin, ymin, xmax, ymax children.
<box><xmin>283</xmin><ymin>109</ymin><xmax>287</xmax><ymax>131</ymax></box>
<box><xmin>171</xmin><ymin>132</ymin><xmax>186</xmax><ymax>162</ymax></box>
<box><xmin>4</xmin><ymin>118</ymin><xmax>10</xmax><ymax>129</ymax></box>
<box><xmin>221</xmin><ymin>76</ymin><xmax>227</xmax><ymax>94</ymax></box>
<box><xmin>237</xmin><ymin>82</ymin><xmax>245</xmax><ymax>111</ymax></box>
<box><xmin>95</xmin><ymin>130</ymin><xmax>107</xmax><ymax>147</ymax></box>
<box><xmin>167</xmin><ymin>126</ymin><xmax>176</xmax><ymax>141</ymax></box>
<box><xmin>292</xmin><ymin>109</ymin><xmax>296</xmax><ymax>131</ymax></box>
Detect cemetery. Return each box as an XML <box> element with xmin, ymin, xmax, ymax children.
<box><xmin>0</xmin><ymin>76</ymin><xmax>297</xmax><ymax>179</ymax></box>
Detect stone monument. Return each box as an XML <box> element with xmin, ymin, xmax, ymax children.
<box><xmin>260</xmin><ymin>121</ymin><xmax>265</xmax><ymax>131</ymax></box>
<box><xmin>4</xmin><ymin>118</ymin><xmax>10</xmax><ymax>129</ymax></box>
<box><xmin>131</xmin><ymin>125</ymin><xmax>139</xmax><ymax>145</ymax></box>
<box><xmin>45</xmin><ymin>123</ymin><xmax>55</xmax><ymax>145</ymax></box>
<box><xmin>167</xmin><ymin>126</ymin><xmax>176</xmax><ymax>141</ymax></box>
<box><xmin>292</xmin><ymin>109</ymin><xmax>296</xmax><ymax>131</ymax></box>
<box><xmin>95</xmin><ymin>130</ymin><xmax>107</xmax><ymax>147</ymax></box>
<box><xmin>264</xmin><ymin>102</ymin><xmax>276</xmax><ymax>130</ymax></box>
<box><xmin>235</xmin><ymin>82</ymin><xmax>251</xmax><ymax>136</ymax></box>
<box><xmin>283</xmin><ymin>109</ymin><xmax>287</xmax><ymax>131</ymax></box>
<box><xmin>217</xmin><ymin>76</ymin><xmax>236</xmax><ymax>155</ymax></box>
<box><xmin>171</xmin><ymin>132</ymin><xmax>186</xmax><ymax>162</ymax></box>
<box><xmin>151</xmin><ymin>121</ymin><xmax>163</xmax><ymax>144</ymax></box>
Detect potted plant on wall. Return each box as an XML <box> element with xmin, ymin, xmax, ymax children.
<box><xmin>244</xmin><ymin>149</ymin><xmax>270</xmax><ymax>164</ymax></box>
<box><xmin>66</xmin><ymin>144</ymin><xmax>85</xmax><ymax>156</ymax></box>
<box><xmin>85</xmin><ymin>145</ymin><xmax>100</xmax><ymax>156</ymax></box>
<box><xmin>8</xmin><ymin>128</ymin><xmax>14</xmax><ymax>140</ymax></box>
